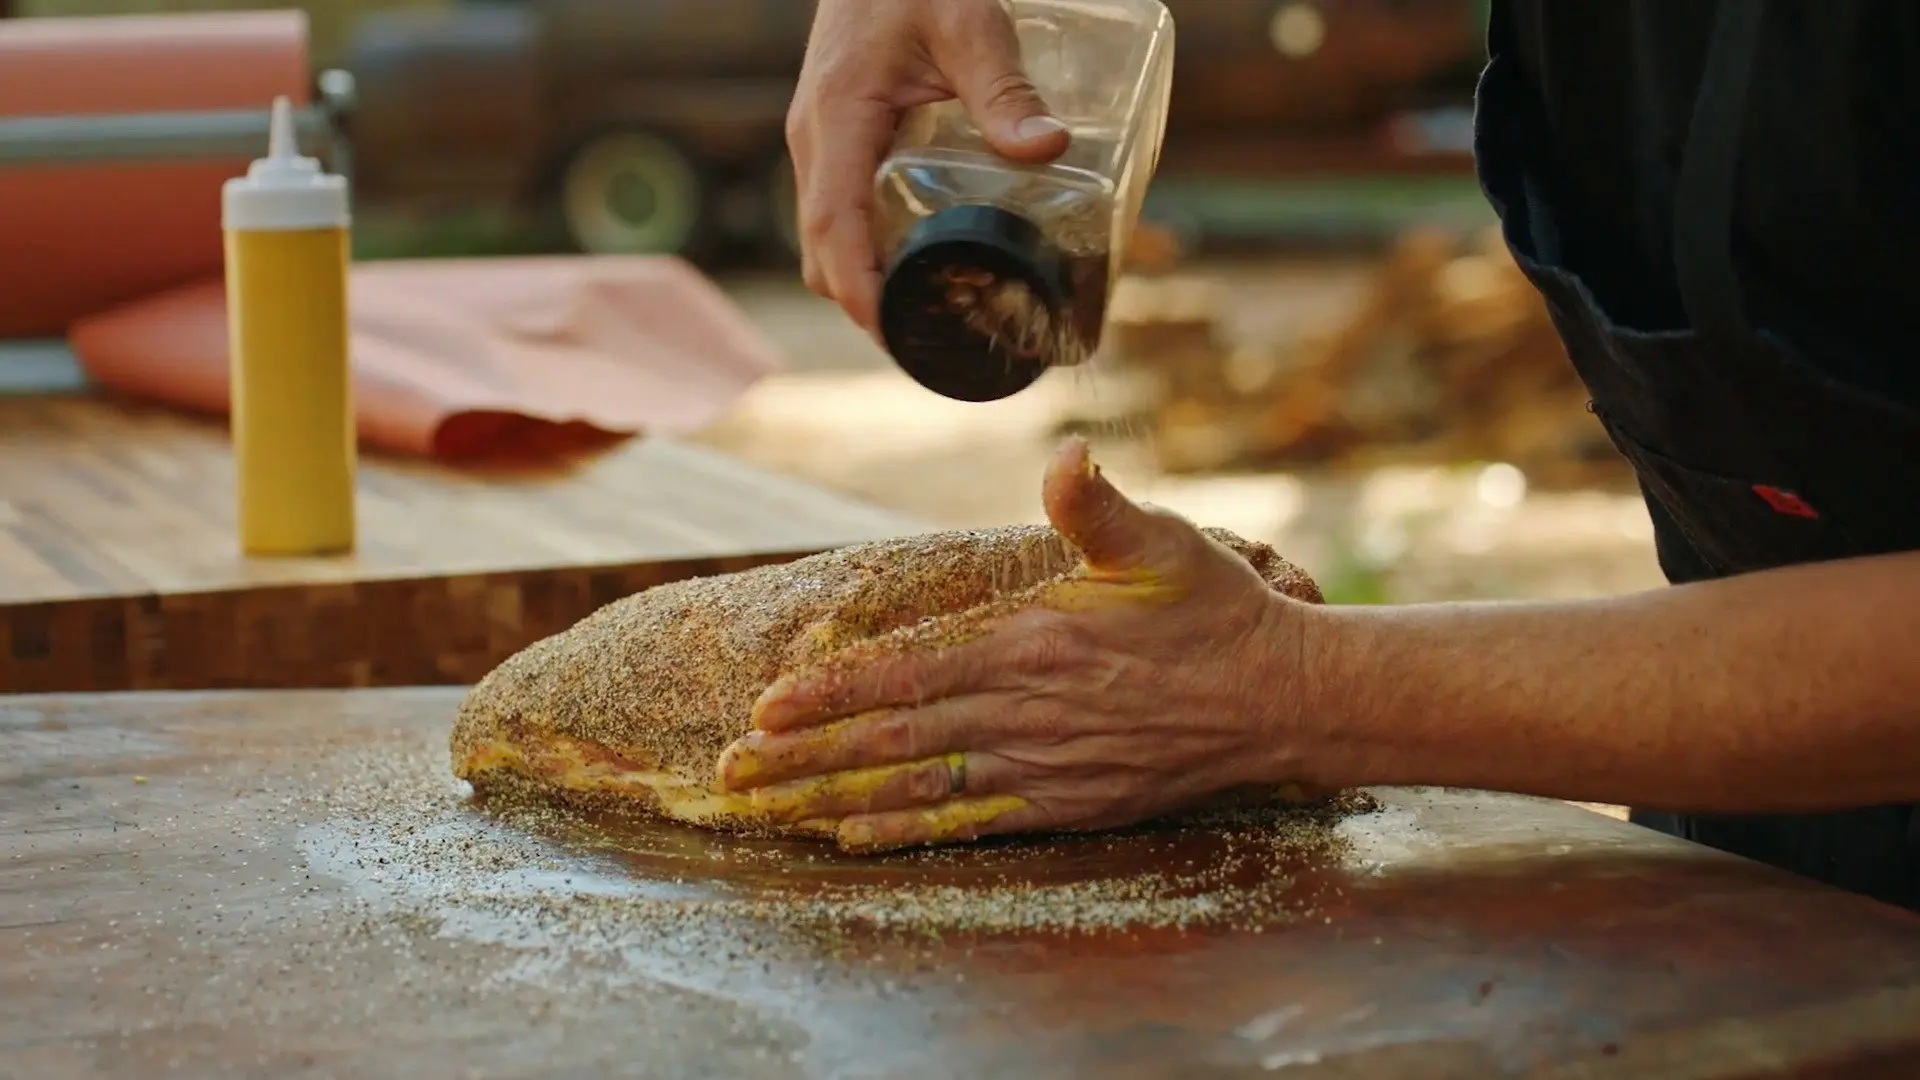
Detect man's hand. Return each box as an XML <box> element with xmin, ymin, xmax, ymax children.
<box><xmin>787</xmin><ymin>0</ymin><xmax>1071</xmax><ymax>331</ymax></box>
<box><xmin>714</xmin><ymin>438</ymin><xmax>1318</xmax><ymax>853</ymax></box>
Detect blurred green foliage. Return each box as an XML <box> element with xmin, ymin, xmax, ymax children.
<box><xmin>1316</xmin><ymin>550</ymin><xmax>1394</xmax><ymax>607</ymax></box>
<box><xmin>351</xmin><ymin>205</ymin><xmax>563</xmax><ymax>261</ymax></box>
<box><xmin>17</xmin><ymin>0</ymin><xmax>447</xmax><ymax>69</ymax></box>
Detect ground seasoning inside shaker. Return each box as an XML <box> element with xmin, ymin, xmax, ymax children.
<box><xmin>879</xmin><ymin>203</ymin><xmax>1111</xmax><ymax>402</ymax></box>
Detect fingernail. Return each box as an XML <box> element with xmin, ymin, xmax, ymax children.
<box><xmin>749</xmin><ymin>785</ymin><xmax>804</xmax><ymax>822</ymax></box>
<box><xmin>1016</xmin><ymin>115</ymin><xmax>1068</xmax><ymax>142</ymax></box>
<box><xmin>716</xmin><ymin>739</ymin><xmax>763</xmax><ymax>788</ymax></box>
<box><xmin>751</xmin><ymin>675</ymin><xmax>796</xmax><ymax>722</ymax></box>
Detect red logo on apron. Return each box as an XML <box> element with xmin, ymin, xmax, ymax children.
<box><xmin>1752</xmin><ymin>485</ymin><xmax>1819</xmax><ymax>520</ymax></box>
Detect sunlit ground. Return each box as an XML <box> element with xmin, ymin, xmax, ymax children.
<box><xmin>706</xmin><ymin>261</ymin><xmax>1666</xmax><ymax>609</ymax></box>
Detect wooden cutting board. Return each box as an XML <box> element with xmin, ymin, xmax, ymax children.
<box><xmin>5</xmin><ymin>688</ymin><xmax>1920</xmax><ymax>1080</ymax></box>
<box><xmin>0</xmin><ymin>396</ymin><xmax>924</xmax><ymax>692</ymax></box>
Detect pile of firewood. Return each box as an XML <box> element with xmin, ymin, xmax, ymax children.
<box><xmin>1101</xmin><ymin>225</ymin><xmax>1630</xmax><ymax>489</ymax></box>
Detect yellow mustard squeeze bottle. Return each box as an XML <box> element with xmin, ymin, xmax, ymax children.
<box><xmin>221</xmin><ymin>95</ymin><xmax>356</xmax><ymax>556</ymax></box>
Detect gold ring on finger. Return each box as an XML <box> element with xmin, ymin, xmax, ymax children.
<box><xmin>944</xmin><ymin>752</ymin><xmax>967</xmax><ymax>796</ymax></box>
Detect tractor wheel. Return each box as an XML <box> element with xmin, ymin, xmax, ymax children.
<box><xmin>558</xmin><ymin>128</ymin><xmax>711</xmax><ymax>258</ymax></box>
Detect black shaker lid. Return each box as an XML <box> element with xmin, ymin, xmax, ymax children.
<box><xmin>878</xmin><ymin>204</ymin><xmax>1070</xmax><ymax>403</ymax></box>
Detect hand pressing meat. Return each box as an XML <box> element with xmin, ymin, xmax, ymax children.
<box><xmin>718</xmin><ymin>437</ymin><xmax>1332</xmax><ymax>853</ymax></box>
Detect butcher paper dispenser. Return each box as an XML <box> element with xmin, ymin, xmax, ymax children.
<box><xmin>4</xmin><ymin>10</ymin><xmax>786</xmax><ymax>461</ymax></box>
<box><xmin>0</xmin><ymin>10</ymin><xmax>310</xmax><ymax>339</ymax></box>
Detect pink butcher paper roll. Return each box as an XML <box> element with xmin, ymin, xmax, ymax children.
<box><xmin>0</xmin><ymin>10</ymin><xmax>310</xmax><ymax>339</ymax></box>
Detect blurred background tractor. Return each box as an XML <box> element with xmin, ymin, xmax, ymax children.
<box><xmin>338</xmin><ymin>0</ymin><xmax>1487</xmax><ymax>264</ymax></box>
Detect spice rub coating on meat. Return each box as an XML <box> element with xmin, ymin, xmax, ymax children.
<box><xmin>450</xmin><ymin>523</ymin><xmax>1321</xmax><ymax>835</ymax></box>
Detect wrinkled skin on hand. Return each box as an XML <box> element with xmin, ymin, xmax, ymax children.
<box><xmin>787</xmin><ymin>0</ymin><xmax>1071</xmax><ymax>331</ymax></box>
<box><xmin>716</xmin><ymin>438</ymin><xmax>1318</xmax><ymax>853</ymax></box>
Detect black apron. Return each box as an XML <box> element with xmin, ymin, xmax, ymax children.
<box><xmin>1476</xmin><ymin>0</ymin><xmax>1920</xmax><ymax>909</ymax></box>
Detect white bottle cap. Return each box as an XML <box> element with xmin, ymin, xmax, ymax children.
<box><xmin>222</xmin><ymin>96</ymin><xmax>350</xmax><ymax>231</ymax></box>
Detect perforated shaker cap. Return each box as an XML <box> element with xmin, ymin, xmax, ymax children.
<box><xmin>878</xmin><ymin>205</ymin><xmax>1070</xmax><ymax>403</ymax></box>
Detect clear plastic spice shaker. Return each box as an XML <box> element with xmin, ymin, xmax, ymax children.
<box><xmin>873</xmin><ymin>0</ymin><xmax>1175</xmax><ymax>402</ymax></box>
